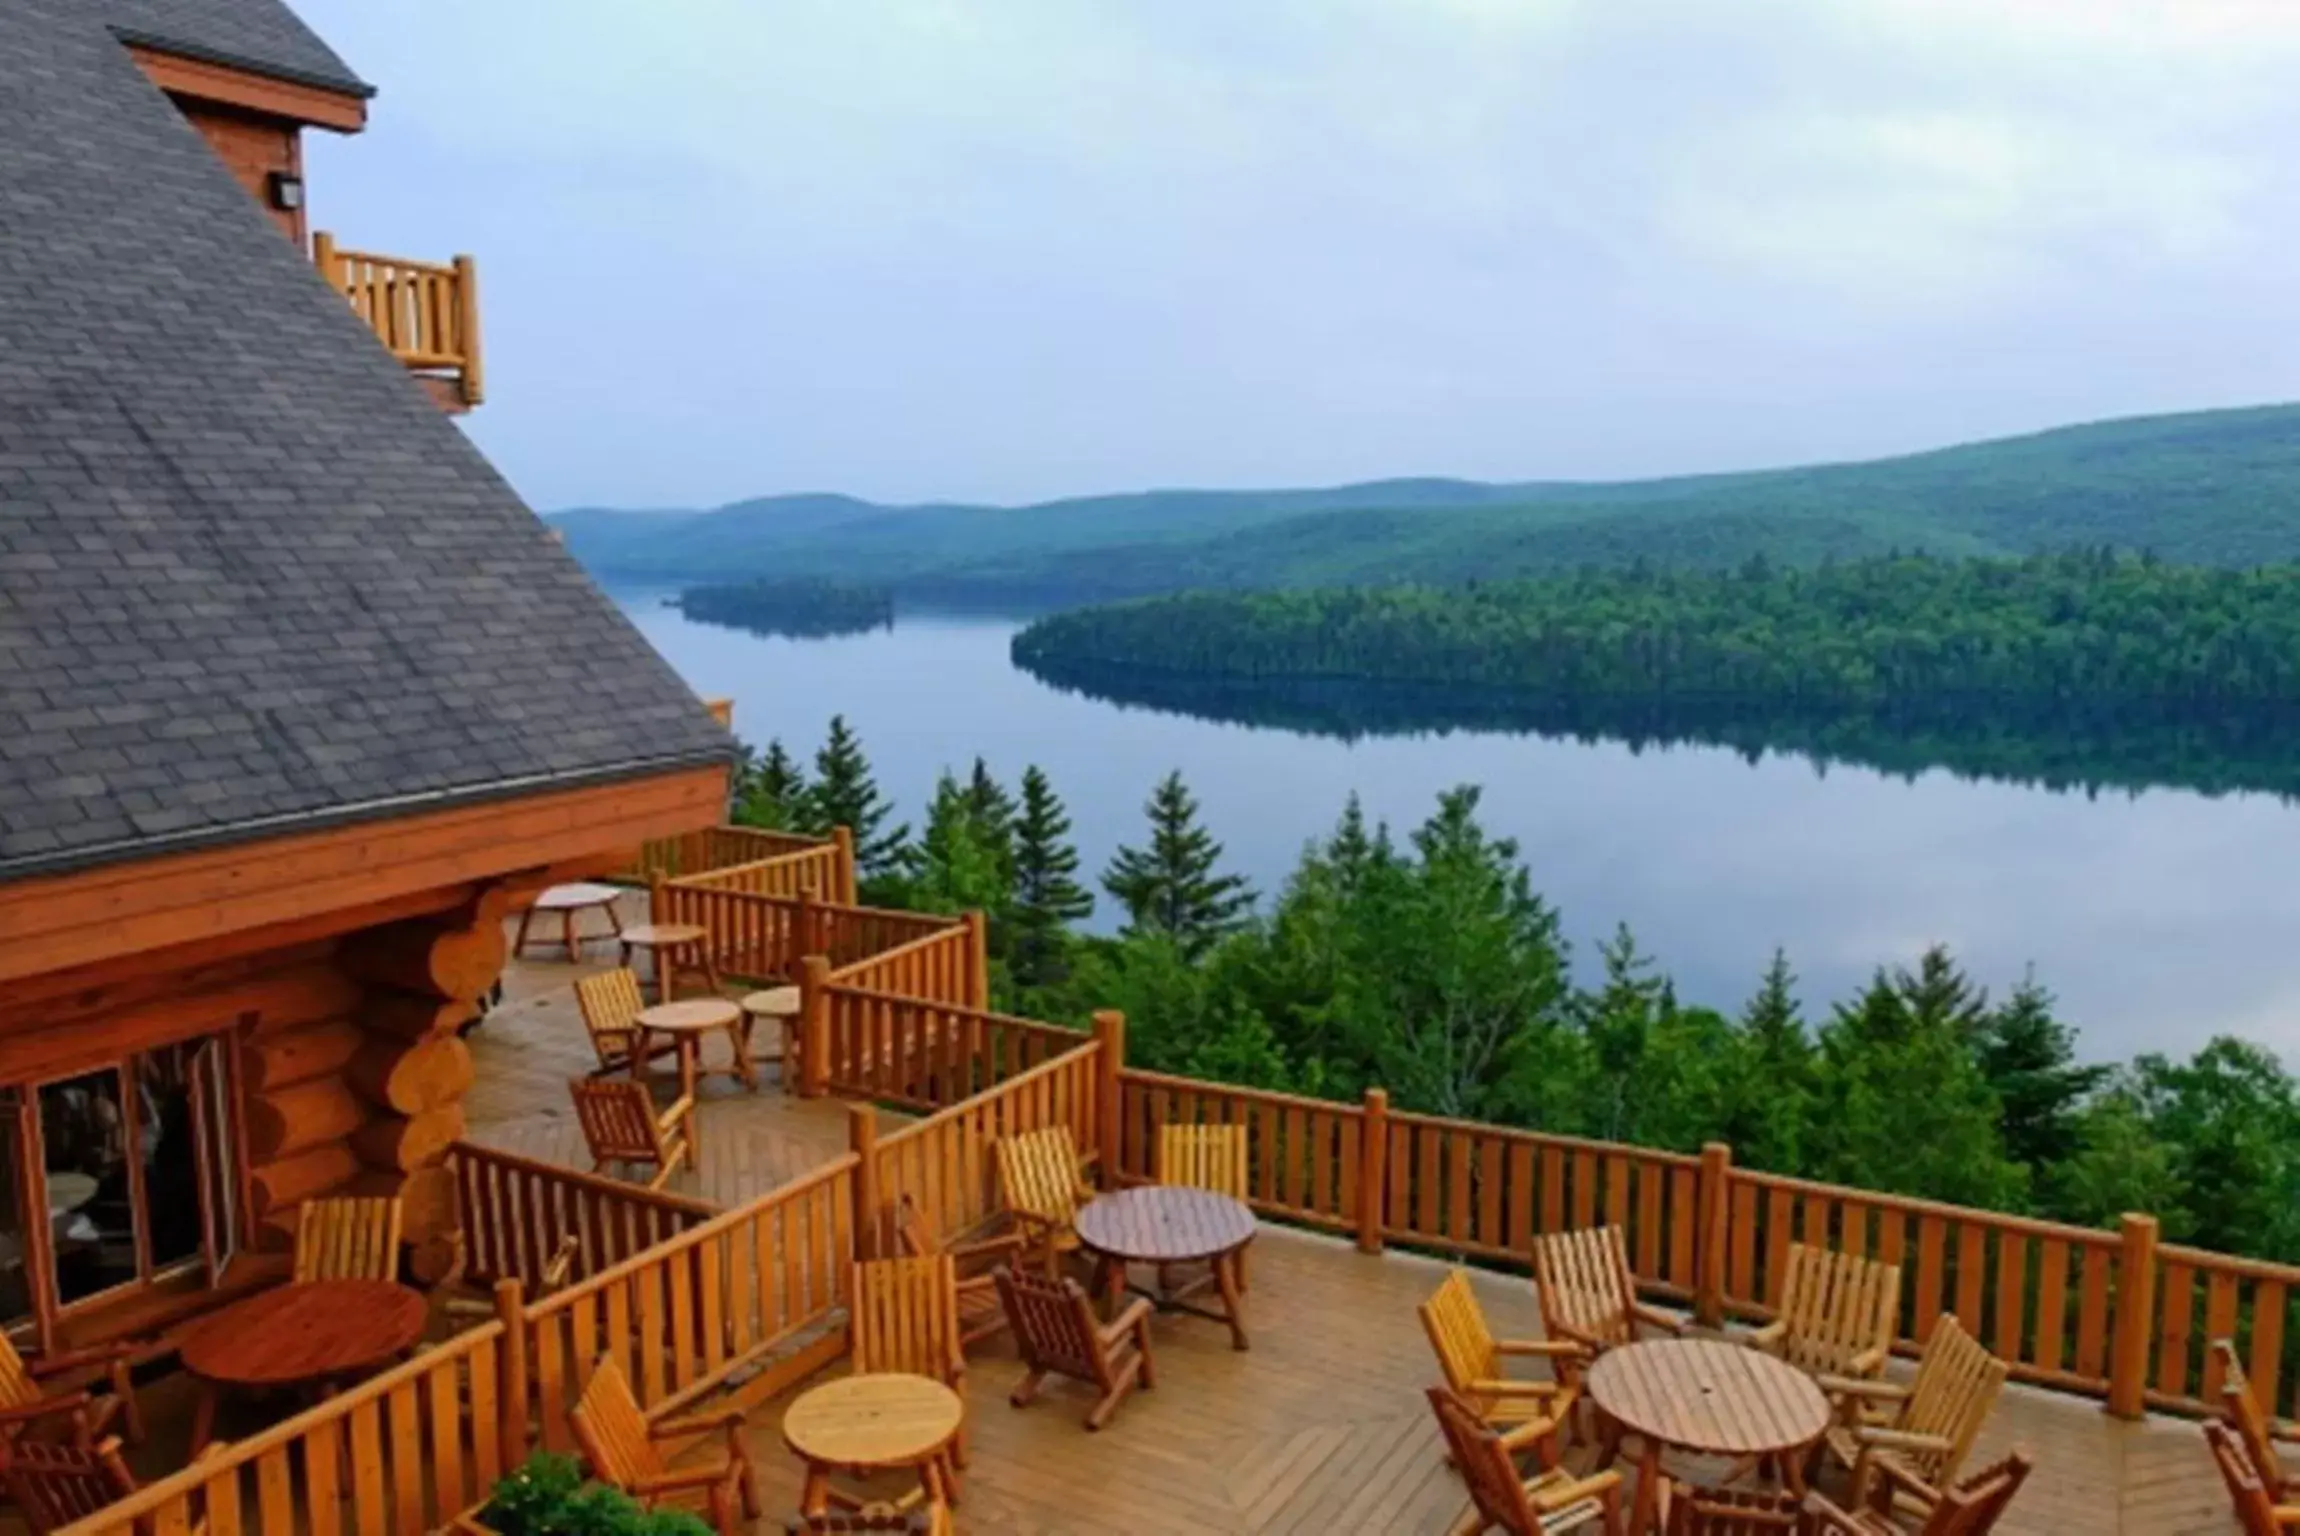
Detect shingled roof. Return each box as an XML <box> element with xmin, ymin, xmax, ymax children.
<box><xmin>101</xmin><ymin>0</ymin><xmax>370</xmax><ymax>96</ymax></box>
<box><xmin>0</xmin><ymin>0</ymin><xmax>735</xmax><ymax>882</ymax></box>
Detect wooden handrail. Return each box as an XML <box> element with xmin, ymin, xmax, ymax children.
<box><xmin>312</xmin><ymin>231</ymin><xmax>483</xmax><ymax>404</ymax></box>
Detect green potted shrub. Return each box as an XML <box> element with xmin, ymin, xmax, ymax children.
<box><xmin>460</xmin><ymin>1452</ymin><xmax>715</xmax><ymax>1536</ymax></box>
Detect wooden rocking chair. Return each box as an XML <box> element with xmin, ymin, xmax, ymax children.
<box><xmin>1805</xmin><ymin>1449</ymin><xmax>2033</xmax><ymax>1534</ymax></box>
<box><xmin>2219</xmin><ymin>1337</ymin><xmax>2300</xmax><ymax>1506</ymax></box>
<box><xmin>894</xmin><ymin>1194</ymin><xmax>1026</xmax><ymax>1351</ymax></box>
<box><xmin>1818</xmin><ymin>1316</ymin><xmax>2005</xmax><ymax>1516</ymax></box>
<box><xmin>1418</xmin><ymin>1268</ymin><xmax>1583</xmax><ymax>1460</ymax></box>
<box><xmin>1158</xmin><ymin>1123</ymin><xmax>1251</xmax><ymax>1289</ymax></box>
<box><xmin>2211</xmin><ymin>1418</ymin><xmax>2300</xmax><ymax>1535</ymax></box>
<box><xmin>0</xmin><ymin>1332</ymin><xmax>146</xmax><ymax>1448</ymax></box>
<box><xmin>1750</xmin><ymin>1243</ymin><xmax>1901</xmax><ymax>1383</ymax></box>
<box><xmin>994</xmin><ymin>1126</ymin><xmax>1096</xmax><ymax>1278</ymax></box>
<box><xmin>570</xmin><ymin>1357</ymin><xmax>759</xmax><ymax>1536</ymax></box>
<box><xmin>852</xmin><ymin>1256</ymin><xmax>969</xmax><ymax>1482</ymax></box>
<box><xmin>293</xmin><ymin>1195</ymin><xmax>404</xmax><ymax>1283</ymax></box>
<box><xmin>574</xmin><ymin>968</ymin><xmax>680</xmax><ymax>1078</ymax></box>
<box><xmin>1529</xmin><ymin>1226</ymin><xmax>1684</xmax><ymax>1357</ymax></box>
<box><xmin>994</xmin><ymin>1267</ymin><xmax>1154</xmax><ymax>1431</ymax></box>
<box><xmin>1425</xmin><ymin>1385</ymin><xmax>1622</xmax><ymax>1536</ymax></box>
<box><xmin>568</xmin><ymin>1078</ymin><xmax>695</xmax><ymax>1190</ymax></box>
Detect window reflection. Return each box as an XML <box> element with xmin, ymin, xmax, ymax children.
<box><xmin>0</xmin><ymin>1091</ymin><xmax>28</xmax><ymax>1323</ymax></box>
<box><xmin>40</xmin><ymin>1069</ymin><xmax>131</xmax><ymax>1305</ymax></box>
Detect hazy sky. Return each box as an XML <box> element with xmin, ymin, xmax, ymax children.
<box><xmin>299</xmin><ymin>0</ymin><xmax>2300</xmax><ymax>511</ymax></box>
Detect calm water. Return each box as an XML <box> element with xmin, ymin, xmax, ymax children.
<box><xmin>616</xmin><ymin>592</ymin><xmax>2300</xmax><ymax>1065</ymax></box>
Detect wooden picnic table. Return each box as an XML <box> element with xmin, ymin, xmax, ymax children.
<box><xmin>179</xmin><ymin>1278</ymin><xmax>428</xmax><ymax>1453</ymax></box>
<box><xmin>1586</xmin><ymin>1337</ymin><xmax>1830</xmax><ymax>1533</ymax></box>
<box><xmin>617</xmin><ymin>921</ymin><xmax>716</xmax><ymax>1001</ymax></box>
<box><xmin>1075</xmin><ymin>1185</ymin><xmax>1255</xmax><ymax>1351</ymax></box>
<box><xmin>514</xmin><ymin>882</ymin><xmax>624</xmax><ymax>959</ymax></box>
<box><xmin>783</xmin><ymin>1372</ymin><xmax>962</xmax><ymax>1516</ymax></box>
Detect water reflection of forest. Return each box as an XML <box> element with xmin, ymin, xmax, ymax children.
<box><xmin>1017</xmin><ymin>658</ymin><xmax>2300</xmax><ymax>801</ymax></box>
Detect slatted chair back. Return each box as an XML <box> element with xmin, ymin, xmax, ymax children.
<box><xmin>1158</xmin><ymin>1123</ymin><xmax>1248</xmax><ymax>1198</ymax></box>
<box><xmin>0</xmin><ymin>1334</ymin><xmax>41</xmax><ymax>1418</ymax></box>
<box><xmin>576</xmin><ymin>968</ymin><xmax>648</xmax><ymax>1070</ymax></box>
<box><xmin>1769</xmin><ymin>1242</ymin><xmax>1902</xmax><ymax>1377</ymax></box>
<box><xmin>851</xmin><ymin>1256</ymin><xmax>965</xmax><ymax>1384</ymax></box>
<box><xmin>1531</xmin><ymin>1225</ymin><xmax>1638</xmax><ymax>1350</ymax></box>
<box><xmin>2218</xmin><ymin>1338</ymin><xmax>2290</xmax><ymax>1491</ymax></box>
<box><xmin>569</xmin><ymin>1356</ymin><xmax>665</xmax><ymax>1491</ymax></box>
<box><xmin>1419</xmin><ymin>1268</ymin><xmax>1503</xmax><ymax>1397</ymax></box>
<box><xmin>569</xmin><ymin>1077</ymin><xmax>677</xmax><ymax>1168</ymax></box>
<box><xmin>293</xmin><ymin>1195</ymin><xmax>404</xmax><ymax>1283</ymax></box>
<box><xmin>995</xmin><ymin>1266</ymin><xmax>1102</xmax><ymax>1384</ymax></box>
<box><xmin>2211</xmin><ymin>1419</ymin><xmax>2285</xmax><ymax>1536</ymax></box>
<box><xmin>995</xmin><ymin>1126</ymin><xmax>1089</xmax><ymax>1229</ymax></box>
<box><xmin>0</xmin><ymin>1437</ymin><xmax>137</xmax><ymax>1536</ymax></box>
<box><xmin>1917</xmin><ymin>1451</ymin><xmax>2033</xmax><ymax>1535</ymax></box>
<box><xmin>1662</xmin><ymin>1484</ymin><xmax>1802</xmax><ymax>1535</ymax></box>
<box><xmin>1897</xmin><ymin>1316</ymin><xmax>2006</xmax><ymax>1489</ymax></box>
<box><xmin>1427</xmin><ymin>1384</ymin><xmax>1543</xmax><ymax>1532</ymax></box>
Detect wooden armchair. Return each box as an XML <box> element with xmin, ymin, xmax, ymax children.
<box><xmin>994</xmin><ymin>1126</ymin><xmax>1097</xmax><ymax>1277</ymax></box>
<box><xmin>1425</xmin><ymin>1385</ymin><xmax>1622</xmax><ymax>1536</ymax></box>
<box><xmin>995</xmin><ymin>1266</ymin><xmax>1154</xmax><ymax>1431</ymax></box>
<box><xmin>0</xmin><ymin>1332</ymin><xmax>145</xmax><ymax>1448</ymax></box>
<box><xmin>852</xmin><ymin>1256</ymin><xmax>968</xmax><ymax>1479</ymax></box>
<box><xmin>1805</xmin><ymin>1449</ymin><xmax>2032</xmax><ymax>1534</ymax></box>
<box><xmin>1419</xmin><ymin>1268</ymin><xmax>1583</xmax><ymax>1461</ymax></box>
<box><xmin>1658</xmin><ymin>1482</ymin><xmax>1802</xmax><ymax>1535</ymax></box>
<box><xmin>568</xmin><ymin>1078</ymin><xmax>695</xmax><ymax>1190</ymax></box>
<box><xmin>1818</xmin><ymin>1316</ymin><xmax>2005</xmax><ymax>1516</ymax></box>
<box><xmin>293</xmin><ymin>1194</ymin><xmax>403</xmax><ymax>1283</ymax></box>
<box><xmin>0</xmin><ymin>1436</ymin><xmax>222</xmax><ymax>1536</ymax></box>
<box><xmin>574</xmin><ymin>969</ymin><xmax>680</xmax><ymax>1078</ymax></box>
<box><xmin>1750</xmin><ymin>1243</ymin><xmax>1901</xmax><ymax>1382</ymax></box>
<box><xmin>2213</xmin><ymin>1418</ymin><xmax>2300</xmax><ymax>1535</ymax></box>
<box><xmin>1159</xmin><ymin>1123</ymin><xmax>1251</xmax><ymax>1288</ymax></box>
<box><xmin>1530</xmin><ymin>1226</ymin><xmax>1684</xmax><ymax>1357</ymax></box>
<box><xmin>2219</xmin><ymin>1338</ymin><xmax>2300</xmax><ymax>1505</ymax></box>
<box><xmin>895</xmin><ymin>1194</ymin><xmax>1025</xmax><ymax>1351</ymax></box>
<box><xmin>570</xmin><ymin>1356</ymin><xmax>759</xmax><ymax>1536</ymax></box>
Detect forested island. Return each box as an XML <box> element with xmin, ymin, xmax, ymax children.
<box><xmin>675</xmin><ymin>578</ymin><xmax>893</xmax><ymax>639</ymax></box>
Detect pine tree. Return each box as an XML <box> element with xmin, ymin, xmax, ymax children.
<box><xmin>905</xmin><ymin>770</ymin><xmax>1008</xmax><ymax>917</ymax></box>
<box><xmin>962</xmin><ymin>757</ymin><xmax>1017</xmax><ymax>877</ymax></box>
<box><xmin>1010</xmin><ymin>766</ymin><xmax>1093</xmax><ymax>989</ymax></box>
<box><xmin>1976</xmin><ymin>971</ymin><xmax>2108</xmax><ymax>1178</ymax></box>
<box><xmin>803</xmin><ymin>715</ymin><xmax>909</xmax><ymax>886</ymax></box>
<box><xmin>1102</xmin><ymin>770</ymin><xmax>1254</xmax><ymax>957</ymax></box>
<box><xmin>1717</xmin><ymin>949</ymin><xmax>1814</xmax><ymax>1172</ymax></box>
<box><xmin>730</xmin><ymin>738</ymin><xmax>807</xmax><ymax>830</ymax></box>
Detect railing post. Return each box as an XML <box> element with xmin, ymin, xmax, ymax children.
<box><xmin>848</xmin><ymin>1103</ymin><xmax>881</xmax><ymax>1258</ymax></box>
<box><xmin>1358</xmin><ymin>1088</ymin><xmax>1389</xmax><ymax>1255</ymax></box>
<box><xmin>1695</xmin><ymin>1141</ymin><xmax>1733</xmax><ymax>1329</ymax></box>
<box><xmin>800</xmin><ymin>953</ymin><xmax>832</xmax><ymax>1098</ymax></box>
<box><xmin>2108</xmin><ymin>1212</ymin><xmax>2161</xmax><ymax>1420</ymax></box>
<box><xmin>1091</xmin><ymin>1010</ymin><xmax>1125</xmax><ymax>1183</ymax></box>
<box><xmin>794</xmin><ymin>887</ymin><xmax>816</xmax><ymax>974</ymax></box>
<box><xmin>832</xmin><ymin>825</ymin><xmax>858</xmax><ymax>905</ymax></box>
<box><xmin>963</xmin><ymin>909</ymin><xmax>991</xmax><ymax>1011</ymax></box>
<box><xmin>493</xmin><ymin>1277</ymin><xmax>529</xmax><ymax>1458</ymax></box>
<box><xmin>648</xmin><ymin>873</ymin><xmax>676</xmax><ymax>999</ymax></box>
<box><xmin>311</xmin><ymin>228</ymin><xmax>338</xmax><ymax>285</ymax></box>
<box><xmin>453</xmin><ymin>253</ymin><xmax>484</xmax><ymax>407</ymax></box>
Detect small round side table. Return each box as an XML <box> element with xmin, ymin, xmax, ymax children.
<box><xmin>742</xmin><ymin>986</ymin><xmax>802</xmax><ymax>1088</ymax></box>
<box><xmin>514</xmin><ymin>882</ymin><xmax>625</xmax><ymax>959</ymax></box>
<box><xmin>618</xmin><ymin>921</ymin><xmax>716</xmax><ymax>1000</ymax></box>
<box><xmin>783</xmin><ymin>1372</ymin><xmax>963</xmax><ymax>1516</ymax></box>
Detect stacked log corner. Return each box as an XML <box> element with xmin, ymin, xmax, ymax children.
<box><xmin>244</xmin><ymin>889</ymin><xmax>506</xmax><ymax>1275</ymax></box>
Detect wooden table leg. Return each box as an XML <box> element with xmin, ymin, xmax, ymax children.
<box><xmin>513</xmin><ymin>906</ymin><xmax>536</xmax><ymax>960</ymax></box>
<box><xmin>728</xmin><ymin>1018</ymin><xmax>757</xmax><ymax>1091</ymax></box>
<box><xmin>630</xmin><ymin>1026</ymin><xmax>653</xmax><ymax>1083</ymax></box>
<box><xmin>188</xmin><ymin>1381</ymin><xmax>220</xmax><ymax>1455</ymax></box>
<box><xmin>800</xmin><ymin>1464</ymin><xmax>831</xmax><ymax>1517</ymax></box>
<box><xmin>927</xmin><ymin>1444</ymin><xmax>962</xmax><ymax>1505</ymax></box>
<box><xmin>604</xmin><ymin>902</ymin><xmax>625</xmax><ymax>940</ymax></box>
<box><xmin>1216</xmin><ymin>1249</ymin><xmax>1250</xmax><ymax>1351</ymax></box>
<box><xmin>562</xmin><ymin>908</ymin><xmax>579</xmax><ymax>959</ymax></box>
<box><xmin>1630</xmin><ymin>1440</ymin><xmax>1664</xmax><ymax>1535</ymax></box>
<box><xmin>1781</xmin><ymin>1444</ymin><xmax>1810</xmax><ymax>1498</ymax></box>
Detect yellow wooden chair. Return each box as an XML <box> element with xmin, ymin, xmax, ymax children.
<box><xmin>574</xmin><ymin>968</ymin><xmax>680</xmax><ymax>1078</ymax></box>
<box><xmin>1806</xmin><ymin>1449</ymin><xmax>2033</xmax><ymax>1534</ymax></box>
<box><xmin>1749</xmin><ymin>1243</ymin><xmax>1901</xmax><ymax>1382</ymax></box>
<box><xmin>894</xmin><ymin>1194</ymin><xmax>1024</xmax><ymax>1350</ymax></box>
<box><xmin>2211</xmin><ymin>1418</ymin><xmax>2300</xmax><ymax>1535</ymax></box>
<box><xmin>851</xmin><ymin>1256</ymin><xmax>969</xmax><ymax>1486</ymax></box>
<box><xmin>1819</xmin><ymin>1316</ymin><xmax>2005</xmax><ymax>1516</ymax></box>
<box><xmin>1425</xmin><ymin>1385</ymin><xmax>1622</xmax><ymax>1536</ymax></box>
<box><xmin>2219</xmin><ymin>1337</ymin><xmax>2300</xmax><ymax>1506</ymax></box>
<box><xmin>1529</xmin><ymin>1225</ymin><xmax>1684</xmax><ymax>1357</ymax></box>
<box><xmin>569</xmin><ymin>1357</ymin><xmax>758</xmax><ymax>1536</ymax></box>
<box><xmin>293</xmin><ymin>1194</ymin><xmax>404</xmax><ymax>1283</ymax></box>
<box><xmin>1158</xmin><ymin>1122</ymin><xmax>1251</xmax><ymax>1289</ymax></box>
<box><xmin>0</xmin><ymin>1333</ymin><xmax>144</xmax><ymax>1448</ymax></box>
<box><xmin>994</xmin><ymin>1126</ymin><xmax>1096</xmax><ymax>1278</ymax></box>
<box><xmin>567</xmin><ymin>1078</ymin><xmax>695</xmax><ymax>1190</ymax></box>
<box><xmin>1418</xmin><ymin>1268</ymin><xmax>1583</xmax><ymax>1462</ymax></box>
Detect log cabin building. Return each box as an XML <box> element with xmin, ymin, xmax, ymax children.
<box><xmin>0</xmin><ymin>0</ymin><xmax>733</xmax><ymax>1356</ymax></box>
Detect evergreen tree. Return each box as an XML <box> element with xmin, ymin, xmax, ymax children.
<box><xmin>730</xmin><ymin>737</ymin><xmax>807</xmax><ymax>830</ymax></box>
<box><xmin>1716</xmin><ymin>949</ymin><xmax>1814</xmax><ymax>1171</ymax></box>
<box><xmin>905</xmin><ymin>770</ymin><xmax>1008</xmax><ymax>917</ymax></box>
<box><xmin>1102</xmin><ymin>771</ymin><xmax>1254</xmax><ymax>956</ymax></box>
<box><xmin>1009</xmin><ymin>766</ymin><xmax>1093</xmax><ymax>989</ymax></box>
<box><xmin>1975</xmin><ymin>972</ymin><xmax>2108</xmax><ymax>1180</ymax></box>
<box><xmin>803</xmin><ymin>715</ymin><xmax>909</xmax><ymax>887</ymax></box>
<box><xmin>962</xmin><ymin>757</ymin><xmax>1017</xmax><ymax>876</ymax></box>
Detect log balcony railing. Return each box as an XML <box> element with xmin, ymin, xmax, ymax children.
<box><xmin>312</xmin><ymin>232</ymin><xmax>484</xmax><ymax>411</ymax></box>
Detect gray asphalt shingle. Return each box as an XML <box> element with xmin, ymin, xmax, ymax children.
<box><xmin>0</xmin><ymin>0</ymin><xmax>734</xmax><ymax>882</ymax></box>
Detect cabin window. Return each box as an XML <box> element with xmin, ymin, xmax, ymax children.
<box><xmin>21</xmin><ymin>1032</ymin><xmax>243</xmax><ymax>1317</ymax></box>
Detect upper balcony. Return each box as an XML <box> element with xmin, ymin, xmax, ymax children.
<box><xmin>312</xmin><ymin>233</ymin><xmax>484</xmax><ymax>413</ymax></box>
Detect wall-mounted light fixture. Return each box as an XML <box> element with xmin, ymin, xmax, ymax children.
<box><xmin>267</xmin><ymin>171</ymin><xmax>304</xmax><ymax>212</ymax></box>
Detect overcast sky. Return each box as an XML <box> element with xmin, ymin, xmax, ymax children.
<box><xmin>299</xmin><ymin>0</ymin><xmax>2300</xmax><ymax>511</ymax></box>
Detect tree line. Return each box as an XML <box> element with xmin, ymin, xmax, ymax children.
<box><xmin>735</xmin><ymin>716</ymin><xmax>2300</xmax><ymax>1267</ymax></box>
<box><xmin>677</xmin><ymin>578</ymin><xmax>894</xmax><ymax>640</ymax></box>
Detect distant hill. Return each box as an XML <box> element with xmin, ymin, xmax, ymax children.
<box><xmin>552</xmin><ymin>404</ymin><xmax>2300</xmax><ymax>601</ymax></box>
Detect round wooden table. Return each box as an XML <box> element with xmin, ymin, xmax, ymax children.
<box><xmin>741</xmin><ymin>986</ymin><xmax>801</xmax><ymax>1087</ymax></box>
<box><xmin>1075</xmin><ymin>1186</ymin><xmax>1256</xmax><ymax>1350</ymax></box>
<box><xmin>179</xmin><ymin>1279</ymin><xmax>428</xmax><ymax>1452</ymax></box>
<box><xmin>1586</xmin><ymin>1338</ymin><xmax>1830</xmax><ymax>1533</ymax></box>
<box><xmin>514</xmin><ymin>882</ymin><xmax>624</xmax><ymax>959</ymax></box>
<box><xmin>618</xmin><ymin>921</ymin><xmax>717</xmax><ymax>1001</ymax></box>
<box><xmin>783</xmin><ymin>1372</ymin><xmax>963</xmax><ymax>1516</ymax></box>
<box><xmin>637</xmin><ymin>997</ymin><xmax>754</xmax><ymax>1105</ymax></box>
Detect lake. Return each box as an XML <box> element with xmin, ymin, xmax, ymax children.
<box><xmin>614</xmin><ymin>590</ymin><xmax>2300</xmax><ymax>1065</ymax></box>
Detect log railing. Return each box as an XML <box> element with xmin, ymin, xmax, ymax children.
<box><xmin>681</xmin><ymin>843</ymin><xmax>850</xmax><ymax>903</ymax></box>
<box><xmin>622</xmin><ymin>825</ymin><xmax>849</xmax><ymax>891</ymax></box>
<box><xmin>312</xmin><ymin>232</ymin><xmax>484</xmax><ymax>407</ymax></box>
<box><xmin>2147</xmin><ymin>1240</ymin><xmax>2300</xmax><ymax>1419</ymax></box>
<box><xmin>1116</xmin><ymin>1070</ymin><xmax>1369</xmax><ymax>1238</ymax></box>
<box><xmin>448</xmin><ymin>1140</ymin><xmax>714</xmax><ymax>1289</ymax></box>
<box><xmin>59</xmin><ymin>1320</ymin><xmax>510</xmax><ymax>1536</ymax></box>
<box><xmin>809</xmin><ymin>984</ymin><xmax>1083</xmax><ymax>1111</ymax></box>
